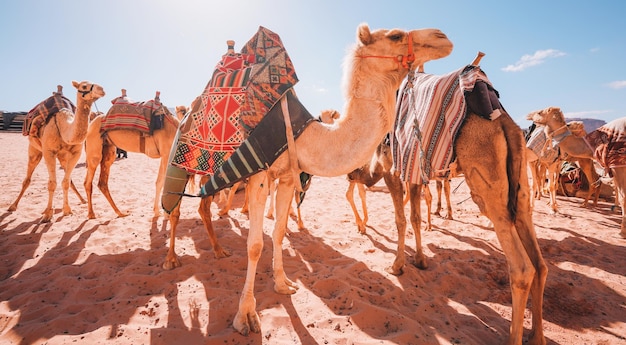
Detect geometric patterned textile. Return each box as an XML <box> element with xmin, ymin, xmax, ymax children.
<box><xmin>585</xmin><ymin>117</ymin><xmax>626</xmax><ymax>176</ymax></box>
<box><xmin>170</xmin><ymin>26</ymin><xmax>299</xmax><ymax>176</ymax></box>
<box><xmin>22</xmin><ymin>91</ymin><xmax>76</xmax><ymax>137</ymax></box>
<box><xmin>100</xmin><ymin>93</ymin><xmax>172</xmax><ymax>135</ymax></box>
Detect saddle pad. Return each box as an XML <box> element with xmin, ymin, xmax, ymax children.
<box><xmin>23</xmin><ymin>92</ymin><xmax>76</xmax><ymax>136</ymax></box>
<box><xmin>585</xmin><ymin>117</ymin><xmax>626</xmax><ymax>175</ymax></box>
<box><xmin>392</xmin><ymin>65</ymin><xmax>499</xmax><ymax>185</ymax></box>
<box><xmin>526</xmin><ymin>125</ymin><xmax>559</xmax><ymax>162</ymax></box>
<box><xmin>101</xmin><ymin>96</ymin><xmax>163</xmax><ymax>134</ymax></box>
<box><xmin>169</xmin><ymin>26</ymin><xmax>298</xmax><ymax>176</ymax></box>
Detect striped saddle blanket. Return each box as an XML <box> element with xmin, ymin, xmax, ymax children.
<box><xmin>101</xmin><ymin>95</ymin><xmax>172</xmax><ymax>135</ymax></box>
<box><xmin>392</xmin><ymin>65</ymin><xmax>500</xmax><ymax>184</ymax></box>
<box><xmin>526</xmin><ymin>124</ymin><xmax>559</xmax><ymax>162</ymax></box>
<box><xmin>22</xmin><ymin>92</ymin><xmax>76</xmax><ymax>137</ymax></box>
<box><xmin>585</xmin><ymin>117</ymin><xmax>626</xmax><ymax>176</ymax></box>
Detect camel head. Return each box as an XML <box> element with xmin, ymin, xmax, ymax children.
<box><xmin>175</xmin><ymin>105</ymin><xmax>189</xmax><ymax>120</ymax></box>
<box><xmin>71</xmin><ymin>80</ymin><xmax>106</xmax><ymax>103</ymax></box>
<box><xmin>567</xmin><ymin>121</ymin><xmax>587</xmax><ymax>137</ymax></box>
<box><xmin>352</xmin><ymin>23</ymin><xmax>453</xmax><ymax>74</ymax></box>
<box><xmin>526</xmin><ymin>106</ymin><xmax>566</xmax><ymax>128</ymax></box>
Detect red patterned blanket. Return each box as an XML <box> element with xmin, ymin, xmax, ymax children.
<box><xmin>392</xmin><ymin>65</ymin><xmax>496</xmax><ymax>184</ymax></box>
<box><xmin>170</xmin><ymin>26</ymin><xmax>298</xmax><ymax>175</ymax></box>
<box><xmin>585</xmin><ymin>117</ymin><xmax>626</xmax><ymax>176</ymax></box>
<box><xmin>101</xmin><ymin>93</ymin><xmax>173</xmax><ymax>134</ymax></box>
<box><xmin>22</xmin><ymin>92</ymin><xmax>76</xmax><ymax>137</ymax></box>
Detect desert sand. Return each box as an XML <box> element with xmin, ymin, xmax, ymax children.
<box><xmin>0</xmin><ymin>131</ymin><xmax>625</xmax><ymax>345</ymax></box>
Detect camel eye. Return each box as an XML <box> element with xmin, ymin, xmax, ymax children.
<box><xmin>388</xmin><ymin>33</ymin><xmax>403</xmax><ymax>42</ymax></box>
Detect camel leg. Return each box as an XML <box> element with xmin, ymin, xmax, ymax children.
<box><xmin>233</xmin><ymin>172</ymin><xmax>269</xmax><ymax>335</ymax></box>
<box><xmin>197</xmin><ymin>176</ymin><xmax>230</xmax><ymax>258</ymax></box>
<box><xmin>346</xmin><ymin>182</ymin><xmax>366</xmax><ymax>233</ymax></box>
<box><xmin>434</xmin><ymin>180</ymin><xmax>443</xmax><ymax>216</ymax></box>
<box><xmin>272</xmin><ymin>176</ymin><xmax>299</xmax><ymax>294</ymax></box>
<box><xmin>578</xmin><ymin>158</ymin><xmax>599</xmax><ymax>208</ymax></box>
<box><xmin>384</xmin><ymin>173</ymin><xmax>410</xmax><ymax>275</ymax></box>
<box><xmin>547</xmin><ymin>161</ymin><xmax>560</xmax><ymax>214</ymax></box>
<box><xmin>295</xmin><ymin>193</ymin><xmax>305</xmax><ymax>230</ymax></box>
<box><xmin>265</xmin><ymin>180</ymin><xmax>276</xmax><ymax>219</ymax></box>
<box><xmin>163</xmin><ymin>199</ymin><xmax>183</xmax><ymax>270</ymax></box>
<box><xmin>58</xmin><ymin>148</ymin><xmax>83</xmax><ymax>216</ymax></box>
<box><xmin>96</xmin><ymin>145</ymin><xmax>128</xmax><ymax>218</ymax></box>
<box><xmin>41</xmin><ymin>150</ymin><xmax>58</xmax><ymax>222</ymax></box>
<box><xmin>218</xmin><ymin>181</ymin><xmax>241</xmax><ymax>216</ymax></box>
<box><xmin>443</xmin><ymin>178</ymin><xmax>453</xmax><ymax>220</ymax></box>
<box><xmin>241</xmin><ymin>182</ymin><xmax>249</xmax><ymax>214</ymax></box>
<box><xmin>8</xmin><ymin>144</ymin><xmax>42</xmax><ymax>211</ymax></box>
<box><xmin>423</xmin><ymin>182</ymin><xmax>433</xmax><ymax>231</ymax></box>
<box><xmin>408</xmin><ymin>183</ymin><xmax>428</xmax><ymax>268</ymax></box>
<box><xmin>70</xmin><ymin>180</ymin><xmax>86</xmax><ymax>204</ymax></box>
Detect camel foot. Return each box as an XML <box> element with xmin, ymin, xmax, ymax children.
<box><xmin>620</xmin><ymin>231</ymin><xmax>626</xmax><ymax>239</ymax></box>
<box><xmin>87</xmin><ymin>212</ymin><xmax>96</xmax><ymax>219</ymax></box>
<box><xmin>297</xmin><ymin>221</ymin><xmax>305</xmax><ymax>230</ymax></box>
<box><xmin>527</xmin><ymin>329</ymin><xmax>547</xmax><ymax>345</ymax></box>
<box><xmin>162</xmin><ymin>255</ymin><xmax>182</xmax><ymax>270</ymax></box>
<box><xmin>265</xmin><ymin>213</ymin><xmax>274</xmax><ymax>220</ymax></box>
<box><xmin>413</xmin><ymin>255</ymin><xmax>428</xmax><ymax>270</ymax></box>
<box><xmin>7</xmin><ymin>204</ymin><xmax>17</xmax><ymax>212</ymax></box>
<box><xmin>116</xmin><ymin>211</ymin><xmax>131</xmax><ymax>218</ymax></box>
<box><xmin>385</xmin><ymin>265</ymin><xmax>404</xmax><ymax>276</ymax></box>
<box><xmin>274</xmin><ymin>276</ymin><xmax>299</xmax><ymax>294</ymax></box>
<box><xmin>213</xmin><ymin>246</ymin><xmax>232</xmax><ymax>259</ymax></box>
<box><xmin>233</xmin><ymin>310</ymin><xmax>261</xmax><ymax>336</ymax></box>
<box><xmin>241</xmin><ymin>206</ymin><xmax>249</xmax><ymax>214</ymax></box>
<box><xmin>217</xmin><ymin>208</ymin><xmax>229</xmax><ymax>217</ymax></box>
<box><xmin>41</xmin><ymin>210</ymin><xmax>53</xmax><ymax>223</ymax></box>
<box><xmin>357</xmin><ymin>223</ymin><xmax>366</xmax><ymax>234</ymax></box>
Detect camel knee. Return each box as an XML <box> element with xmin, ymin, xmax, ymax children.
<box><xmin>247</xmin><ymin>242</ymin><xmax>263</xmax><ymax>261</ymax></box>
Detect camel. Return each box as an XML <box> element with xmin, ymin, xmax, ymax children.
<box><xmin>525</xmin><ymin>123</ymin><xmax>563</xmax><ymax>213</ymax></box>
<box><xmin>8</xmin><ymin>81</ymin><xmax>105</xmax><ymax>222</ymax></box>
<box><xmin>386</xmin><ymin>52</ymin><xmax>546</xmax><ymax>345</ymax></box>
<box><xmin>207</xmin><ymin>24</ymin><xmax>454</xmax><ymax>337</ymax></box>
<box><xmin>83</xmin><ymin>90</ymin><xmax>180</xmax><ymax>219</ymax></box>
<box><xmin>529</xmin><ymin>108</ymin><xmax>626</xmax><ymax>238</ymax></box>
<box><xmin>526</xmin><ymin>108</ymin><xmax>601</xmax><ymax>209</ymax></box>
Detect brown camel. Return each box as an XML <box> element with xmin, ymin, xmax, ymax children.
<box><xmin>8</xmin><ymin>81</ymin><xmax>105</xmax><ymax>222</ymax></box>
<box><xmin>83</xmin><ymin>90</ymin><xmax>180</xmax><ymax>219</ymax></box>
<box><xmin>388</xmin><ymin>52</ymin><xmax>546</xmax><ymax>345</ymax></box>
<box><xmin>529</xmin><ymin>108</ymin><xmax>626</xmax><ymax>238</ymax></box>
<box><xmin>221</xmin><ymin>24</ymin><xmax>454</xmax><ymax>337</ymax></box>
<box><xmin>565</xmin><ymin>120</ymin><xmax>602</xmax><ymax>207</ymax></box>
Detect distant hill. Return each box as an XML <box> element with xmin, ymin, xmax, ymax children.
<box><xmin>565</xmin><ymin>118</ymin><xmax>606</xmax><ymax>133</ymax></box>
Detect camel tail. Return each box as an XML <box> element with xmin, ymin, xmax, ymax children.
<box><xmin>501</xmin><ymin>114</ymin><xmax>525</xmax><ymax>221</ymax></box>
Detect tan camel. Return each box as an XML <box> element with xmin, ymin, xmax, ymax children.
<box><xmin>525</xmin><ymin>124</ymin><xmax>563</xmax><ymax>214</ymax></box>
<box><xmin>386</xmin><ymin>52</ymin><xmax>546</xmax><ymax>345</ymax></box>
<box><xmin>221</xmin><ymin>24</ymin><xmax>455</xmax><ymax>337</ymax></box>
<box><xmin>8</xmin><ymin>81</ymin><xmax>105</xmax><ymax>222</ymax></box>
<box><xmin>529</xmin><ymin>108</ymin><xmax>626</xmax><ymax>238</ymax></box>
<box><xmin>527</xmin><ymin>108</ymin><xmax>600</xmax><ymax>209</ymax></box>
<box><xmin>83</xmin><ymin>90</ymin><xmax>180</xmax><ymax>219</ymax></box>
<box><xmin>565</xmin><ymin>121</ymin><xmax>602</xmax><ymax>207</ymax></box>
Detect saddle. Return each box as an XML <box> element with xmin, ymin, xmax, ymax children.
<box><xmin>23</xmin><ymin>86</ymin><xmax>76</xmax><ymax>137</ymax></box>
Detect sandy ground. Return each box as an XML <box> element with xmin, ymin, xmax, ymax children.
<box><xmin>0</xmin><ymin>131</ymin><xmax>625</xmax><ymax>345</ymax></box>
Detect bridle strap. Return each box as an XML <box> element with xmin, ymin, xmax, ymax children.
<box><xmin>78</xmin><ymin>83</ymin><xmax>94</xmax><ymax>97</ymax></box>
<box><xmin>357</xmin><ymin>33</ymin><xmax>415</xmax><ymax>70</ymax></box>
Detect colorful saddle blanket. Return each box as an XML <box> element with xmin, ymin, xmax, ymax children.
<box><xmin>22</xmin><ymin>92</ymin><xmax>76</xmax><ymax>137</ymax></box>
<box><xmin>101</xmin><ymin>95</ymin><xmax>173</xmax><ymax>134</ymax></box>
<box><xmin>585</xmin><ymin>117</ymin><xmax>626</xmax><ymax>176</ymax></box>
<box><xmin>526</xmin><ymin>124</ymin><xmax>560</xmax><ymax>162</ymax></box>
<box><xmin>169</xmin><ymin>26</ymin><xmax>298</xmax><ymax>176</ymax></box>
<box><xmin>162</xmin><ymin>27</ymin><xmax>313</xmax><ymax>212</ymax></box>
<box><xmin>392</xmin><ymin>65</ymin><xmax>500</xmax><ymax>184</ymax></box>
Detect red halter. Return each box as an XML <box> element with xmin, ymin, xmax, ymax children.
<box><xmin>357</xmin><ymin>33</ymin><xmax>415</xmax><ymax>70</ymax></box>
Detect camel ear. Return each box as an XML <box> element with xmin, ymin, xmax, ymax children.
<box><xmin>72</xmin><ymin>80</ymin><xmax>79</xmax><ymax>88</ymax></box>
<box><xmin>357</xmin><ymin>23</ymin><xmax>372</xmax><ymax>45</ymax></box>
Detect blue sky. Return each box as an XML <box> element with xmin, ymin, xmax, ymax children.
<box><xmin>1</xmin><ymin>0</ymin><xmax>625</xmax><ymax>128</ymax></box>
